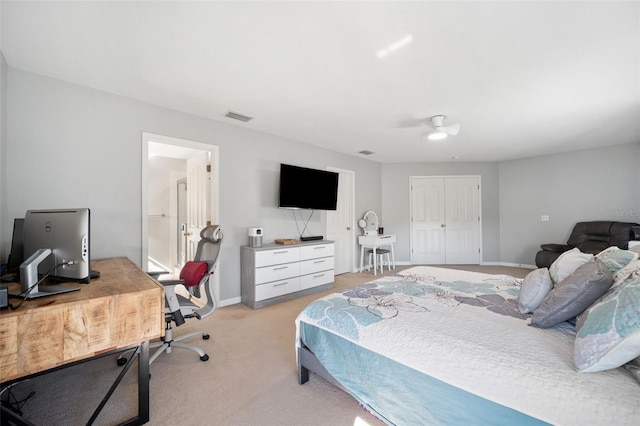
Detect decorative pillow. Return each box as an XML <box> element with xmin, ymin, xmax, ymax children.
<box><xmin>517</xmin><ymin>268</ymin><xmax>553</xmax><ymax>314</ymax></box>
<box><xmin>574</xmin><ymin>275</ymin><xmax>640</xmax><ymax>372</ymax></box>
<box><xmin>611</xmin><ymin>259</ymin><xmax>640</xmax><ymax>288</ymax></box>
<box><xmin>595</xmin><ymin>246</ymin><xmax>638</xmax><ymax>276</ymax></box>
<box><xmin>549</xmin><ymin>248</ymin><xmax>594</xmax><ymax>285</ymax></box>
<box><xmin>531</xmin><ymin>259</ymin><xmax>613</xmax><ymax>329</ymax></box>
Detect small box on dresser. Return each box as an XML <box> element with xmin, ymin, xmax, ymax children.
<box><xmin>241</xmin><ymin>240</ymin><xmax>334</xmax><ymax>309</ymax></box>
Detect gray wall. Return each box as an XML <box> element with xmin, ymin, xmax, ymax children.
<box><xmin>3</xmin><ymin>68</ymin><xmax>382</xmax><ymax>302</ymax></box>
<box><xmin>499</xmin><ymin>143</ymin><xmax>640</xmax><ymax>266</ymax></box>
<box><xmin>381</xmin><ymin>162</ymin><xmax>501</xmax><ymax>263</ymax></box>
<box><xmin>0</xmin><ymin>53</ymin><xmax>6</xmax><ymax>253</ymax></box>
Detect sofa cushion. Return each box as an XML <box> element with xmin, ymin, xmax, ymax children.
<box><xmin>531</xmin><ymin>259</ymin><xmax>613</xmax><ymax>329</ymax></box>
<box><xmin>574</xmin><ymin>275</ymin><xmax>640</xmax><ymax>372</ymax></box>
<box><xmin>517</xmin><ymin>268</ymin><xmax>553</xmax><ymax>314</ymax></box>
<box><xmin>549</xmin><ymin>247</ymin><xmax>594</xmax><ymax>285</ymax></box>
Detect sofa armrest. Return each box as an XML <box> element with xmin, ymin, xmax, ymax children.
<box><xmin>540</xmin><ymin>243</ymin><xmax>572</xmax><ymax>253</ymax></box>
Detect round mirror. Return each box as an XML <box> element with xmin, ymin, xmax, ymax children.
<box><xmin>361</xmin><ymin>211</ymin><xmax>379</xmax><ymax>236</ymax></box>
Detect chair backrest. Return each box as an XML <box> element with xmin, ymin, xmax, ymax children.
<box><xmin>568</xmin><ymin>221</ymin><xmax>639</xmax><ymax>253</ymax></box>
<box><xmin>187</xmin><ymin>224</ymin><xmax>223</xmax><ymax>319</ymax></box>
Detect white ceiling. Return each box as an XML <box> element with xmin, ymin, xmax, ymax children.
<box><xmin>2</xmin><ymin>1</ymin><xmax>639</xmax><ymax>163</ymax></box>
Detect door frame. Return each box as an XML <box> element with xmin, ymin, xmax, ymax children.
<box><xmin>141</xmin><ymin>132</ymin><xmax>220</xmax><ymax>272</ymax></box>
<box><xmin>409</xmin><ymin>175</ymin><xmax>482</xmax><ymax>264</ymax></box>
<box><xmin>326</xmin><ymin>167</ymin><xmax>356</xmax><ymax>273</ymax></box>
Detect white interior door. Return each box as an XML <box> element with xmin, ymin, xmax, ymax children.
<box><xmin>411</xmin><ymin>177</ymin><xmax>446</xmax><ymax>263</ymax></box>
<box><xmin>186</xmin><ymin>152</ymin><xmax>211</xmax><ymax>260</ymax></box>
<box><xmin>326</xmin><ymin>168</ymin><xmax>355</xmax><ymax>274</ymax></box>
<box><xmin>411</xmin><ymin>176</ymin><xmax>481</xmax><ymax>264</ymax></box>
<box><xmin>445</xmin><ymin>177</ymin><xmax>480</xmax><ymax>264</ymax></box>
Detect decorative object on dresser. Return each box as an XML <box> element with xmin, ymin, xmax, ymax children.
<box><xmin>241</xmin><ymin>240</ymin><xmax>334</xmax><ymax>309</ymax></box>
<box><xmin>535</xmin><ymin>221</ymin><xmax>640</xmax><ymax>268</ymax></box>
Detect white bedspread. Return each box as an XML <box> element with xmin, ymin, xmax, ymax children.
<box><xmin>297</xmin><ymin>266</ymin><xmax>640</xmax><ymax>425</ymax></box>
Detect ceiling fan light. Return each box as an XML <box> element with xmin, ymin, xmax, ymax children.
<box><xmin>427</xmin><ymin>131</ymin><xmax>448</xmax><ymax>141</ymax></box>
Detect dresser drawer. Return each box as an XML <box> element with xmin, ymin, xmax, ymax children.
<box><xmin>300</xmin><ymin>257</ymin><xmax>334</xmax><ymax>276</ymax></box>
<box><xmin>300</xmin><ymin>270</ymin><xmax>334</xmax><ymax>290</ymax></box>
<box><xmin>255</xmin><ymin>277</ymin><xmax>300</xmax><ymax>301</ymax></box>
<box><xmin>255</xmin><ymin>262</ymin><xmax>300</xmax><ymax>284</ymax></box>
<box><xmin>300</xmin><ymin>243</ymin><xmax>334</xmax><ymax>261</ymax></box>
<box><xmin>255</xmin><ymin>247</ymin><xmax>300</xmax><ymax>267</ymax></box>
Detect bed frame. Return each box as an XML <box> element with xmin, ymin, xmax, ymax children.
<box><xmin>297</xmin><ymin>344</ymin><xmax>344</xmax><ymax>390</ymax></box>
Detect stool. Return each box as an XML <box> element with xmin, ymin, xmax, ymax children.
<box><xmin>366</xmin><ymin>248</ymin><xmax>391</xmax><ymax>274</ymax></box>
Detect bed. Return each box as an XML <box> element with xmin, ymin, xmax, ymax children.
<box><xmin>295</xmin><ymin>265</ymin><xmax>640</xmax><ymax>425</ymax></box>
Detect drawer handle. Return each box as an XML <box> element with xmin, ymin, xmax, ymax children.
<box><xmin>313</xmin><ymin>274</ymin><xmax>325</xmax><ymax>278</ymax></box>
<box><xmin>273</xmin><ymin>282</ymin><xmax>288</xmax><ymax>287</ymax></box>
<box><xmin>273</xmin><ymin>266</ymin><xmax>289</xmax><ymax>271</ymax></box>
<box><xmin>313</xmin><ymin>246</ymin><xmax>325</xmax><ymax>250</ymax></box>
<box><xmin>273</xmin><ymin>251</ymin><xmax>289</xmax><ymax>254</ymax></box>
<box><xmin>313</xmin><ymin>260</ymin><xmax>326</xmax><ymax>264</ymax></box>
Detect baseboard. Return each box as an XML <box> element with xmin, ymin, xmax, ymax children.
<box><xmin>220</xmin><ymin>296</ymin><xmax>241</xmax><ymax>307</ymax></box>
<box><xmin>481</xmin><ymin>261</ymin><xmax>536</xmax><ymax>269</ymax></box>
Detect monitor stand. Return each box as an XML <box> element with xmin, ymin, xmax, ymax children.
<box><xmin>11</xmin><ymin>248</ymin><xmax>81</xmax><ymax>299</ymax></box>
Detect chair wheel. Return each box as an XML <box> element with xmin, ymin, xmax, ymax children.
<box><xmin>117</xmin><ymin>357</ymin><xmax>127</xmax><ymax>366</ymax></box>
<box><xmin>203</xmin><ymin>334</ymin><xmax>210</xmax><ymax>340</ymax></box>
<box><xmin>200</xmin><ymin>354</ymin><xmax>209</xmax><ymax>361</ymax></box>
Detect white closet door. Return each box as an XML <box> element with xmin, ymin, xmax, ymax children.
<box><xmin>410</xmin><ymin>176</ymin><xmax>481</xmax><ymax>265</ymax></box>
<box><xmin>410</xmin><ymin>177</ymin><xmax>446</xmax><ymax>264</ymax></box>
<box><xmin>445</xmin><ymin>177</ymin><xmax>480</xmax><ymax>264</ymax></box>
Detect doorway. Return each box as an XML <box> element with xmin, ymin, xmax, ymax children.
<box><xmin>410</xmin><ymin>176</ymin><xmax>481</xmax><ymax>264</ymax></box>
<box><xmin>141</xmin><ymin>133</ymin><xmax>220</xmax><ymax>281</ymax></box>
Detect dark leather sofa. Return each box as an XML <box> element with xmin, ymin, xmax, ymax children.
<box><xmin>535</xmin><ymin>221</ymin><xmax>640</xmax><ymax>268</ymax></box>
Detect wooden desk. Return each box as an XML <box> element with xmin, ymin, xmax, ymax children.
<box><xmin>0</xmin><ymin>257</ymin><xmax>164</xmax><ymax>424</ymax></box>
<box><xmin>359</xmin><ymin>234</ymin><xmax>396</xmax><ymax>275</ymax></box>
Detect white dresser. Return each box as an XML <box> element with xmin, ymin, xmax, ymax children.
<box><xmin>241</xmin><ymin>240</ymin><xmax>335</xmax><ymax>309</ymax></box>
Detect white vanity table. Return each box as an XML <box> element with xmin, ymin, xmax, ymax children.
<box><xmin>359</xmin><ymin>234</ymin><xmax>397</xmax><ymax>275</ymax></box>
<box><xmin>357</xmin><ymin>211</ymin><xmax>396</xmax><ymax>275</ymax></box>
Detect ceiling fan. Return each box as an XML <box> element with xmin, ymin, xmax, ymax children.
<box><xmin>422</xmin><ymin>115</ymin><xmax>461</xmax><ymax>141</ymax></box>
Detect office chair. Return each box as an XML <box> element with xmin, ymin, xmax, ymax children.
<box><xmin>118</xmin><ymin>224</ymin><xmax>223</xmax><ymax>366</ymax></box>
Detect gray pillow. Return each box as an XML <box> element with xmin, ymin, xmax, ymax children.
<box><xmin>517</xmin><ymin>268</ymin><xmax>553</xmax><ymax>314</ymax></box>
<box><xmin>531</xmin><ymin>259</ymin><xmax>613</xmax><ymax>328</ymax></box>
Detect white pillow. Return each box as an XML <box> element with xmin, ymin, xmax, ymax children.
<box><xmin>549</xmin><ymin>248</ymin><xmax>593</xmax><ymax>285</ymax></box>
<box><xmin>517</xmin><ymin>268</ymin><xmax>553</xmax><ymax>314</ymax></box>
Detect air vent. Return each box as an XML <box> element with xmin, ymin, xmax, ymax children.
<box><xmin>358</xmin><ymin>150</ymin><xmax>375</xmax><ymax>155</ymax></box>
<box><xmin>224</xmin><ymin>111</ymin><xmax>253</xmax><ymax>122</ymax></box>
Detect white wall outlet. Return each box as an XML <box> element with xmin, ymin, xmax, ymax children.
<box><xmin>541</xmin><ymin>215</ymin><xmax>550</xmax><ymax>221</ymax></box>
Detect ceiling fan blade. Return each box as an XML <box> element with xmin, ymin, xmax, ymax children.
<box><xmin>444</xmin><ymin>122</ymin><xmax>461</xmax><ymax>135</ymax></box>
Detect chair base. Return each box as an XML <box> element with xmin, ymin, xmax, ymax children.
<box><xmin>117</xmin><ymin>322</ymin><xmax>210</xmax><ymax>366</ymax></box>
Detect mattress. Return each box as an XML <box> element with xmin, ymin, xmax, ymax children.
<box><xmin>295</xmin><ymin>266</ymin><xmax>640</xmax><ymax>425</ymax></box>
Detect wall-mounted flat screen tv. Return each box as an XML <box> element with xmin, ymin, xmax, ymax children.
<box><xmin>279</xmin><ymin>164</ymin><xmax>339</xmax><ymax>210</ymax></box>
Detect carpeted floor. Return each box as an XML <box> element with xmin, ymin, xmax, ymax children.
<box><xmin>2</xmin><ymin>264</ymin><xmax>530</xmax><ymax>425</ymax></box>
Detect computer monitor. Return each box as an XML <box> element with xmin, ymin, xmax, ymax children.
<box><xmin>23</xmin><ymin>208</ymin><xmax>91</xmax><ymax>283</ymax></box>
<box><xmin>6</xmin><ymin>218</ymin><xmax>25</xmax><ymax>274</ymax></box>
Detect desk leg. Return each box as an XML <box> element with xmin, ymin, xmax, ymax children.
<box><xmin>138</xmin><ymin>340</ymin><xmax>150</xmax><ymax>424</ymax></box>
<box><xmin>373</xmin><ymin>247</ymin><xmax>378</xmax><ymax>276</ymax></box>
<box><xmin>359</xmin><ymin>246</ymin><xmax>365</xmax><ymax>272</ymax></box>
<box><xmin>390</xmin><ymin>244</ymin><xmax>396</xmax><ymax>270</ymax></box>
